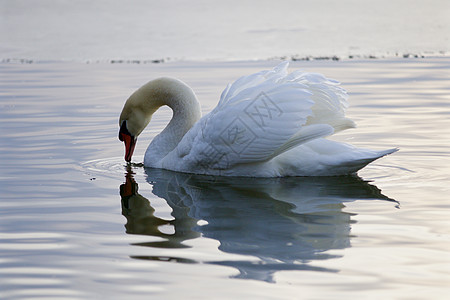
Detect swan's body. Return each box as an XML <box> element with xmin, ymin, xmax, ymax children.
<box><xmin>119</xmin><ymin>62</ymin><xmax>397</xmax><ymax>177</ymax></box>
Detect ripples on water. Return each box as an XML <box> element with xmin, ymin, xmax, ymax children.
<box><xmin>122</xmin><ymin>167</ymin><xmax>400</xmax><ymax>281</ymax></box>
<box><xmin>1</xmin><ymin>59</ymin><xmax>449</xmax><ymax>299</ymax></box>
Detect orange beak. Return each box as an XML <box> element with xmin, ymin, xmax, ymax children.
<box><xmin>119</xmin><ymin>121</ymin><xmax>136</xmax><ymax>163</ymax></box>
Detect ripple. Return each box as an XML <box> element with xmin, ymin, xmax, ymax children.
<box><xmin>81</xmin><ymin>157</ymin><xmax>134</xmax><ymax>179</ymax></box>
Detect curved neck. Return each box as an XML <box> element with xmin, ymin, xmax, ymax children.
<box><xmin>144</xmin><ymin>78</ymin><xmax>202</xmax><ymax>165</ymax></box>
<box><xmin>158</xmin><ymin>93</ymin><xmax>201</xmax><ymax>149</ymax></box>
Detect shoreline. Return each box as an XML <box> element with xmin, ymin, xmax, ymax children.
<box><xmin>2</xmin><ymin>52</ymin><xmax>449</xmax><ymax>65</ymax></box>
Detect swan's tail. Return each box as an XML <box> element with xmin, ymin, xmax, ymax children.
<box><xmin>346</xmin><ymin>148</ymin><xmax>399</xmax><ymax>174</ymax></box>
<box><xmin>374</xmin><ymin>147</ymin><xmax>399</xmax><ymax>157</ymax></box>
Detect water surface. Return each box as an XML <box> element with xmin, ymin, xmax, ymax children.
<box><xmin>2</xmin><ymin>0</ymin><xmax>449</xmax><ymax>61</ymax></box>
<box><xmin>1</xmin><ymin>59</ymin><xmax>449</xmax><ymax>299</ymax></box>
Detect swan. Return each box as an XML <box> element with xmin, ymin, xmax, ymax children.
<box><xmin>119</xmin><ymin>62</ymin><xmax>397</xmax><ymax>177</ymax></box>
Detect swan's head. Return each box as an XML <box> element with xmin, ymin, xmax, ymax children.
<box><xmin>119</xmin><ymin>81</ymin><xmax>162</xmax><ymax>162</ymax></box>
<box><xmin>119</xmin><ymin>77</ymin><xmax>200</xmax><ymax>163</ymax></box>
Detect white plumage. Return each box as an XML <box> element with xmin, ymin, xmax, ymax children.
<box><xmin>119</xmin><ymin>62</ymin><xmax>397</xmax><ymax>176</ymax></box>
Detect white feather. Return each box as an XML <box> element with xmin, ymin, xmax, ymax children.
<box><xmin>121</xmin><ymin>62</ymin><xmax>398</xmax><ymax>176</ymax></box>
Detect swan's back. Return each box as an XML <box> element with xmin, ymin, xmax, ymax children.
<box><xmin>218</xmin><ymin>62</ymin><xmax>354</xmax><ymax>132</ymax></box>
<box><xmin>155</xmin><ymin>62</ymin><xmax>396</xmax><ymax>176</ymax></box>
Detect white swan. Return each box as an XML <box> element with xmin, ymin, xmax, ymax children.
<box><xmin>119</xmin><ymin>62</ymin><xmax>397</xmax><ymax>177</ymax></box>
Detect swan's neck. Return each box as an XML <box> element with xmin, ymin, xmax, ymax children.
<box><xmin>144</xmin><ymin>79</ymin><xmax>202</xmax><ymax>165</ymax></box>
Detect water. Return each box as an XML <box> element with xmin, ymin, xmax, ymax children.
<box><xmin>1</xmin><ymin>0</ymin><xmax>449</xmax><ymax>62</ymax></box>
<box><xmin>1</xmin><ymin>59</ymin><xmax>450</xmax><ymax>299</ymax></box>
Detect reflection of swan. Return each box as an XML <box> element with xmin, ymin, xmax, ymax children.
<box><xmin>120</xmin><ymin>169</ymin><xmax>199</xmax><ymax>251</ymax></box>
<box><xmin>119</xmin><ymin>167</ymin><xmax>397</xmax><ymax>282</ymax></box>
<box><xmin>118</xmin><ymin>62</ymin><xmax>397</xmax><ymax>176</ymax></box>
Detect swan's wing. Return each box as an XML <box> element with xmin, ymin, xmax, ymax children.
<box><xmin>174</xmin><ymin>62</ymin><xmax>354</xmax><ymax>171</ymax></box>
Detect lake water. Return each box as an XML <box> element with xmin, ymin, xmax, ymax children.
<box><xmin>2</xmin><ymin>0</ymin><xmax>449</xmax><ymax>62</ymax></box>
<box><xmin>1</xmin><ymin>58</ymin><xmax>449</xmax><ymax>299</ymax></box>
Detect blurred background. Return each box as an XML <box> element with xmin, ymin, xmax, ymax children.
<box><xmin>1</xmin><ymin>0</ymin><xmax>449</xmax><ymax>62</ymax></box>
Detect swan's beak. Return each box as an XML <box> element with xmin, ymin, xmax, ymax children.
<box><xmin>119</xmin><ymin>121</ymin><xmax>137</xmax><ymax>162</ymax></box>
<box><xmin>121</xmin><ymin>133</ymin><xmax>136</xmax><ymax>162</ymax></box>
